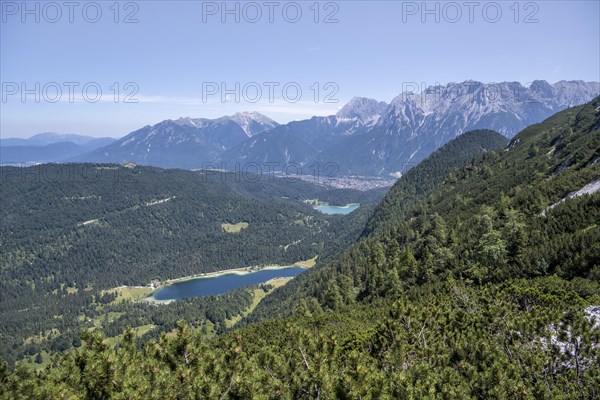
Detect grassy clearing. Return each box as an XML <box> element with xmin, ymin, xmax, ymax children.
<box><xmin>133</xmin><ymin>324</ymin><xmax>156</xmax><ymax>336</ymax></box>
<box><xmin>294</xmin><ymin>256</ymin><xmax>318</xmax><ymax>268</ymax></box>
<box><xmin>225</xmin><ymin>277</ymin><xmax>293</xmax><ymax>328</ymax></box>
<box><xmin>102</xmin><ymin>286</ymin><xmax>154</xmax><ymax>303</ymax></box>
<box><xmin>221</xmin><ymin>222</ymin><xmax>249</xmax><ymax>233</ymax></box>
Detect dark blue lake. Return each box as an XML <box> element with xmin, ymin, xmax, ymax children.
<box><xmin>151</xmin><ymin>267</ymin><xmax>306</xmax><ymax>301</ymax></box>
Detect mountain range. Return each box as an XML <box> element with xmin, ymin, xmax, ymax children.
<box><xmin>74</xmin><ymin>112</ymin><xmax>279</xmax><ymax>169</ymax></box>
<box><xmin>315</xmin><ymin>80</ymin><xmax>600</xmax><ymax>175</ymax></box>
<box><xmin>9</xmin><ymin>80</ymin><xmax>600</xmax><ymax>175</ymax></box>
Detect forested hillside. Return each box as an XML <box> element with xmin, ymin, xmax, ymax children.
<box><xmin>363</xmin><ymin>129</ymin><xmax>508</xmax><ymax>235</ymax></box>
<box><xmin>2</xmin><ymin>97</ymin><xmax>599</xmax><ymax>398</ymax></box>
<box><xmin>245</xmin><ymin>129</ymin><xmax>508</xmax><ymax>323</ymax></box>
<box><xmin>0</xmin><ymin>166</ymin><xmax>383</xmax><ymax>364</ymax></box>
<box><xmin>1</xmin><ymin>165</ymin><xmax>380</xmax><ymax>287</ymax></box>
<box><xmin>251</xmin><ymin>98</ymin><xmax>599</xmax><ymax>318</ymax></box>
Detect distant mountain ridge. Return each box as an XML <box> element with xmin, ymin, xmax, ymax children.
<box><xmin>0</xmin><ymin>133</ymin><xmax>116</xmax><ymax>164</ymax></box>
<box><xmin>0</xmin><ymin>132</ymin><xmax>115</xmax><ymax>147</ymax></box>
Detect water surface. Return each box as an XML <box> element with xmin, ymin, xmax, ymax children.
<box><xmin>316</xmin><ymin>203</ymin><xmax>360</xmax><ymax>215</ymax></box>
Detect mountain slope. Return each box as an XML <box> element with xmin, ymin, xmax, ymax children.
<box><xmin>363</xmin><ymin>129</ymin><xmax>509</xmax><ymax>235</ymax></box>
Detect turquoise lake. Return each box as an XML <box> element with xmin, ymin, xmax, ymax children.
<box><xmin>316</xmin><ymin>203</ymin><xmax>360</xmax><ymax>215</ymax></box>
<box><xmin>151</xmin><ymin>267</ymin><xmax>306</xmax><ymax>301</ymax></box>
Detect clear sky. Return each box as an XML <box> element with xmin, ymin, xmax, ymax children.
<box><xmin>1</xmin><ymin>0</ymin><xmax>599</xmax><ymax>138</ymax></box>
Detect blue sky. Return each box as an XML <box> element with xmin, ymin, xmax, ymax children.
<box><xmin>1</xmin><ymin>0</ymin><xmax>599</xmax><ymax>138</ymax></box>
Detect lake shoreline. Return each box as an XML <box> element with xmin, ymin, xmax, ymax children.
<box><xmin>164</xmin><ymin>264</ymin><xmax>303</xmax><ymax>285</ymax></box>
<box><xmin>141</xmin><ymin>275</ymin><xmax>296</xmax><ymax>305</ymax></box>
<box><xmin>315</xmin><ymin>203</ymin><xmax>361</xmax><ymax>215</ymax></box>
<box><xmin>139</xmin><ymin>263</ymin><xmax>313</xmax><ymax>304</ymax></box>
